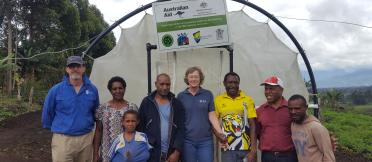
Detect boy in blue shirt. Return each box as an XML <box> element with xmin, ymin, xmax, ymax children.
<box><xmin>108</xmin><ymin>110</ymin><xmax>151</xmax><ymax>162</ymax></box>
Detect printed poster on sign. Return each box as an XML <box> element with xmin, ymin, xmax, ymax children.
<box><xmin>153</xmin><ymin>0</ymin><xmax>230</xmax><ymax>52</ymax></box>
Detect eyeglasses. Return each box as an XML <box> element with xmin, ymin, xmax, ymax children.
<box><xmin>67</xmin><ymin>64</ymin><xmax>82</xmax><ymax>68</ymax></box>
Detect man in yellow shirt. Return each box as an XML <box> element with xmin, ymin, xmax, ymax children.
<box><xmin>215</xmin><ymin>72</ymin><xmax>257</xmax><ymax>162</ymax></box>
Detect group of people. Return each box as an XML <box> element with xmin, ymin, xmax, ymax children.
<box><xmin>42</xmin><ymin>56</ymin><xmax>336</xmax><ymax>162</ymax></box>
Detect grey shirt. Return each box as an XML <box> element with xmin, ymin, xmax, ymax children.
<box><xmin>177</xmin><ymin>88</ymin><xmax>215</xmax><ymax>141</ymax></box>
<box><xmin>158</xmin><ymin>102</ymin><xmax>171</xmax><ymax>153</ymax></box>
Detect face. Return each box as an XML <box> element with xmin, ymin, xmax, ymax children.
<box><xmin>65</xmin><ymin>63</ymin><xmax>85</xmax><ymax>80</ymax></box>
<box><xmin>288</xmin><ymin>99</ymin><xmax>307</xmax><ymax>124</ymax></box>
<box><xmin>187</xmin><ymin>70</ymin><xmax>201</xmax><ymax>88</ymax></box>
<box><xmin>110</xmin><ymin>81</ymin><xmax>125</xmax><ymax>100</ymax></box>
<box><xmin>224</xmin><ymin>75</ymin><xmax>240</xmax><ymax>98</ymax></box>
<box><xmin>264</xmin><ymin>85</ymin><xmax>283</xmax><ymax>104</ymax></box>
<box><xmin>122</xmin><ymin>113</ymin><xmax>138</xmax><ymax>133</ymax></box>
<box><xmin>155</xmin><ymin>75</ymin><xmax>171</xmax><ymax>97</ymax></box>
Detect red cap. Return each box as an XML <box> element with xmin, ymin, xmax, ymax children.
<box><xmin>260</xmin><ymin>76</ymin><xmax>284</xmax><ymax>88</ymax></box>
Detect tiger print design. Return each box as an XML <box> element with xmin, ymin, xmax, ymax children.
<box><xmin>222</xmin><ymin>114</ymin><xmax>251</xmax><ymax>150</ymax></box>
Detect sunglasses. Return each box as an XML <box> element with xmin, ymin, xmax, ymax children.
<box><xmin>67</xmin><ymin>64</ymin><xmax>82</xmax><ymax>68</ymax></box>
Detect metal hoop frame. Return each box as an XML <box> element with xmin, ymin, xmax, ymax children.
<box><xmin>83</xmin><ymin>0</ymin><xmax>319</xmax><ymax>117</ymax></box>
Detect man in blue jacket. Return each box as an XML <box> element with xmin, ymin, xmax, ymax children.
<box><xmin>137</xmin><ymin>73</ymin><xmax>185</xmax><ymax>162</ymax></box>
<box><xmin>42</xmin><ymin>56</ymin><xmax>99</xmax><ymax>162</ymax></box>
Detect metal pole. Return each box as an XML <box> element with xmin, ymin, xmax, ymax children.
<box><xmin>232</xmin><ymin>0</ymin><xmax>319</xmax><ymax>117</ymax></box>
<box><xmin>146</xmin><ymin>43</ymin><xmax>157</xmax><ymax>95</ymax></box>
<box><xmin>83</xmin><ymin>0</ymin><xmax>319</xmax><ymax>117</ymax></box>
<box><xmin>227</xmin><ymin>46</ymin><xmax>234</xmax><ymax>72</ymax></box>
<box><xmin>208</xmin><ymin>45</ymin><xmax>234</xmax><ymax>72</ymax></box>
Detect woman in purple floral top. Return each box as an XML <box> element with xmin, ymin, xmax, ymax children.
<box><xmin>93</xmin><ymin>76</ymin><xmax>138</xmax><ymax>162</ymax></box>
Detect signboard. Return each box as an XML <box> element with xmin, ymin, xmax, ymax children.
<box><xmin>153</xmin><ymin>0</ymin><xmax>230</xmax><ymax>52</ymax></box>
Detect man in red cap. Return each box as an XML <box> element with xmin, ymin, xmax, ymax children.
<box><xmin>256</xmin><ymin>76</ymin><xmax>298</xmax><ymax>162</ymax></box>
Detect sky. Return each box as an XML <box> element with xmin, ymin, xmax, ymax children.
<box><xmin>89</xmin><ymin>0</ymin><xmax>372</xmax><ymax>71</ymax></box>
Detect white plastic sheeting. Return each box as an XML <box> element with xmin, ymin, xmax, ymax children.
<box><xmin>90</xmin><ymin>11</ymin><xmax>308</xmax><ymax>106</ymax></box>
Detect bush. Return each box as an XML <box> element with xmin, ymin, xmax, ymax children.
<box><xmin>0</xmin><ymin>95</ymin><xmax>42</xmax><ymax>121</ymax></box>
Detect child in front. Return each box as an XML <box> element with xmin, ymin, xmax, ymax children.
<box><xmin>108</xmin><ymin>110</ymin><xmax>151</xmax><ymax>162</ymax></box>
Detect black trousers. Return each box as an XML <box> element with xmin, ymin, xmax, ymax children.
<box><xmin>261</xmin><ymin>151</ymin><xmax>298</xmax><ymax>162</ymax></box>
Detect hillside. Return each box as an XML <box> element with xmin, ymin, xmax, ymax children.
<box><xmin>303</xmin><ymin>68</ymin><xmax>372</xmax><ymax>88</ymax></box>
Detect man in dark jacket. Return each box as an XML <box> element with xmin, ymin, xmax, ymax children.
<box><xmin>138</xmin><ymin>73</ymin><xmax>185</xmax><ymax>162</ymax></box>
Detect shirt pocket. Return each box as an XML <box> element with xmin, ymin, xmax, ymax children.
<box><xmin>55</xmin><ymin>95</ymin><xmax>73</xmax><ymax>114</ymax></box>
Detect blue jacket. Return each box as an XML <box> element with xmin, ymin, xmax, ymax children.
<box><xmin>137</xmin><ymin>91</ymin><xmax>185</xmax><ymax>162</ymax></box>
<box><xmin>41</xmin><ymin>75</ymin><xmax>99</xmax><ymax>136</ymax></box>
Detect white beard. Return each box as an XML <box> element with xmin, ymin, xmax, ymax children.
<box><xmin>70</xmin><ymin>73</ymin><xmax>82</xmax><ymax>80</ymax></box>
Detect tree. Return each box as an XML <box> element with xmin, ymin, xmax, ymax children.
<box><xmin>2</xmin><ymin>0</ymin><xmax>18</xmax><ymax>95</ymax></box>
<box><xmin>320</xmin><ymin>89</ymin><xmax>344</xmax><ymax>110</ymax></box>
<box><xmin>1</xmin><ymin>0</ymin><xmax>116</xmax><ymax>100</ymax></box>
<box><xmin>75</xmin><ymin>0</ymin><xmax>116</xmax><ymax>58</ymax></box>
<box><xmin>349</xmin><ymin>90</ymin><xmax>367</xmax><ymax>105</ymax></box>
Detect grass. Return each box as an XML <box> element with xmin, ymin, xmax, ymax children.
<box><xmin>322</xmin><ymin>108</ymin><xmax>372</xmax><ymax>159</ymax></box>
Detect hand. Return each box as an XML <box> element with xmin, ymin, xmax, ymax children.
<box><xmin>166</xmin><ymin>150</ymin><xmax>180</xmax><ymax>162</ymax></box>
<box><xmin>219</xmin><ymin>141</ymin><xmax>229</xmax><ymax>151</ymax></box>
<box><xmin>247</xmin><ymin>149</ymin><xmax>257</xmax><ymax>162</ymax></box>
<box><xmin>330</xmin><ymin>132</ymin><xmax>338</xmax><ymax>152</ymax></box>
<box><xmin>217</xmin><ymin>132</ymin><xmax>228</xmax><ymax>144</ymax></box>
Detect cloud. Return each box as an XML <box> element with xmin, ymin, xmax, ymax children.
<box><xmin>302</xmin><ymin>0</ymin><xmax>372</xmax><ymax>70</ymax></box>
<box><xmin>254</xmin><ymin>0</ymin><xmax>372</xmax><ymax>70</ymax></box>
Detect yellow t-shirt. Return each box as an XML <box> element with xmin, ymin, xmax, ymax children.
<box><xmin>214</xmin><ymin>90</ymin><xmax>257</xmax><ymax>151</ymax></box>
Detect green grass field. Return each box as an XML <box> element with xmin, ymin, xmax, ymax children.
<box><xmin>352</xmin><ymin>104</ymin><xmax>372</xmax><ymax>115</ymax></box>
<box><xmin>322</xmin><ymin>108</ymin><xmax>372</xmax><ymax>159</ymax></box>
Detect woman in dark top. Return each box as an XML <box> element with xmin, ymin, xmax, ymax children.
<box><xmin>177</xmin><ymin>66</ymin><xmax>226</xmax><ymax>162</ymax></box>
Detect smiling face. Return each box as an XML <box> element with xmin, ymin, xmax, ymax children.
<box><xmin>224</xmin><ymin>75</ymin><xmax>240</xmax><ymax>98</ymax></box>
<box><xmin>186</xmin><ymin>70</ymin><xmax>201</xmax><ymax>88</ymax></box>
<box><xmin>264</xmin><ymin>84</ymin><xmax>283</xmax><ymax>104</ymax></box>
<box><xmin>65</xmin><ymin>63</ymin><xmax>85</xmax><ymax>80</ymax></box>
<box><xmin>288</xmin><ymin>98</ymin><xmax>308</xmax><ymax>124</ymax></box>
<box><xmin>110</xmin><ymin>81</ymin><xmax>125</xmax><ymax>101</ymax></box>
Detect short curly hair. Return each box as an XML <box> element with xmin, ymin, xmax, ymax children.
<box><xmin>107</xmin><ymin>76</ymin><xmax>127</xmax><ymax>91</ymax></box>
<box><xmin>223</xmin><ymin>72</ymin><xmax>240</xmax><ymax>83</ymax></box>
<box><xmin>122</xmin><ymin>109</ymin><xmax>139</xmax><ymax>120</ymax></box>
<box><xmin>184</xmin><ymin>66</ymin><xmax>204</xmax><ymax>85</ymax></box>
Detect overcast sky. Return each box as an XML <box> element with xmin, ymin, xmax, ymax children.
<box><xmin>89</xmin><ymin>0</ymin><xmax>372</xmax><ymax>71</ymax></box>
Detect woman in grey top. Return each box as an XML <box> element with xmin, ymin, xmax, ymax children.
<box><xmin>177</xmin><ymin>66</ymin><xmax>226</xmax><ymax>162</ymax></box>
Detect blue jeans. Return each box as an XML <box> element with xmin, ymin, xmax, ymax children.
<box><xmin>182</xmin><ymin>138</ymin><xmax>214</xmax><ymax>162</ymax></box>
<box><xmin>261</xmin><ymin>151</ymin><xmax>298</xmax><ymax>162</ymax></box>
<box><xmin>221</xmin><ymin>150</ymin><xmax>248</xmax><ymax>162</ymax></box>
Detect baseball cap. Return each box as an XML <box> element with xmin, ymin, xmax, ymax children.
<box><xmin>66</xmin><ymin>56</ymin><xmax>84</xmax><ymax>66</ymax></box>
<box><xmin>260</xmin><ymin>76</ymin><xmax>284</xmax><ymax>88</ymax></box>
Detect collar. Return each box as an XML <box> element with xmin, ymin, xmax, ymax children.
<box><xmin>63</xmin><ymin>75</ymin><xmax>91</xmax><ymax>86</ymax></box>
<box><xmin>148</xmin><ymin>90</ymin><xmax>175</xmax><ymax>101</ymax></box>
<box><xmin>115</xmin><ymin>132</ymin><xmax>150</xmax><ymax>152</ymax></box>
<box><xmin>221</xmin><ymin>90</ymin><xmax>247</xmax><ymax>100</ymax></box>
<box><xmin>181</xmin><ymin>87</ymin><xmax>207</xmax><ymax>95</ymax></box>
<box><xmin>262</xmin><ymin>97</ymin><xmax>288</xmax><ymax>109</ymax></box>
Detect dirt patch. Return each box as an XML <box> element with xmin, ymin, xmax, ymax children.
<box><xmin>0</xmin><ymin>111</ymin><xmax>370</xmax><ymax>162</ymax></box>
<box><xmin>335</xmin><ymin>151</ymin><xmax>370</xmax><ymax>162</ymax></box>
<box><xmin>0</xmin><ymin>111</ymin><xmax>51</xmax><ymax>162</ymax></box>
